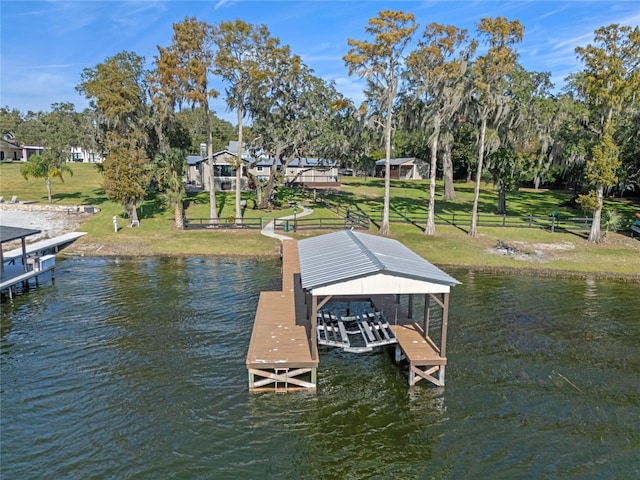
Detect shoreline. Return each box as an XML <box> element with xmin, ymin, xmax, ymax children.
<box><xmin>58</xmin><ymin>246</ymin><xmax>640</xmax><ymax>282</ymax></box>
<box><xmin>4</xmin><ymin>205</ymin><xmax>639</xmax><ymax>282</ymax></box>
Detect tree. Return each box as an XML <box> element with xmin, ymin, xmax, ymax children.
<box><xmin>344</xmin><ymin>10</ymin><xmax>418</xmax><ymax>235</ymax></box>
<box><xmin>152</xmin><ymin>148</ymin><xmax>187</xmax><ymax>229</ymax></box>
<box><xmin>174</xmin><ymin>108</ymin><xmax>234</xmax><ymax>154</ymax></box>
<box><xmin>406</xmin><ymin>23</ymin><xmax>474</xmax><ymax>234</ymax></box>
<box><xmin>490</xmin><ymin>67</ymin><xmax>554</xmax><ymax>213</ymax></box>
<box><xmin>214</xmin><ymin>19</ymin><xmax>280</xmax><ymax>223</ymax></box>
<box><xmin>156</xmin><ymin>17</ymin><xmax>220</xmax><ymax>222</ymax></box>
<box><xmin>18</xmin><ymin>103</ymin><xmax>78</xmax><ymax>202</ymax></box>
<box><xmin>573</xmin><ymin>24</ymin><xmax>640</xmax><ymax>242</ymax></box>
<box><xmin>20</xmin><ymin>154</ymin><xmax>73</xmax><ymax>202</ymax></box>
<box><xmin>249</xmin><ymin>50</ymin><xmax>340</xmax><ymax>209</ymax></box>
<box><xmin>77</xmin><ymin>51</ymin><xmax>151</xmax><ymax>223</ymax></box>
<box><xmin>468</xmin><ymin>17</ymin><xmax>524</xmax><ymax>237</ymax></box>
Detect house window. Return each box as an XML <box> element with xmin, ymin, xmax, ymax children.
<box><xmin>214</xmin><ymin>165</ymin><xmax>234</xmax><ymax>177</ymax></box>
<box><xmin>256</xmin><ymin>166</ymin><xmax>263</xmax><ymax>172</ymax></box>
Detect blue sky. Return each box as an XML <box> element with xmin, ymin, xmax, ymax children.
<box><xmin>1</xmin><ymin>0</ymin><xmax>638</xmax><ymax>124</ymax></box>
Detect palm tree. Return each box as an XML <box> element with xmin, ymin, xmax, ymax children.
<box><xmin>21</xmin><ymin>155</ymin><xmax>73</xmax><ymax>203</ymax></box>
<box><xmin>153</xmin><ymin>148</ymin><xmax>187</xmax><ymax>229</ymax></box>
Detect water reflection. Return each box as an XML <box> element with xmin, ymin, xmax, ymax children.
<box><xmin>1</xmin><ymin>259</ymin><xmax>638</xmax><ymax>479</ymax></box>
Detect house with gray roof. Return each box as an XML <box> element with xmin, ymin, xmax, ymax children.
<box><xmin>374</xmin><ymin>157</ymin><xmax>424</xmax><ymax>180</ymax></box>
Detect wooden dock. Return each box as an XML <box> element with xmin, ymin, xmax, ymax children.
<box><xmin>1</xmin><ymin>255</ymin><xmax>56</xmax><ymax>300</ymax></box>
<box><xmin>246</xmin><ymin>238</ymin><xmax>453</xmax><ymax>391</ymax></box>
<box><xmin>2</xmin><ymin>232</ymin><xmax>86</xmax><ymax>263</ymax></box>
<box><xmin>372</xmin><ymin>294</ymin><xmax>448</xmax><ymax>387</ymax></box>
<box><xmin>246</xmin><ymin>240</ymin><xmax>318</xmax><ymax>391</ymax></box>
<box><xmin>1</xmin><ymin>232</ymin><xmax>85</xmax><ymax>301</ymax></box>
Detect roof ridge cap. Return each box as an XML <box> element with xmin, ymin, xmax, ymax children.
<box><xmin>346</xmin><ymin>230</ymin><xmax>385</xmax><ymax>272</ymax></box>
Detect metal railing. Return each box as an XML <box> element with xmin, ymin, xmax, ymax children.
<box><xmin>362</xmin><ymin>209</ymin><xmax>605</xmax><ymax>232</ymax></box>
<box><xmin>274</xmin><ymin>215</ymin><xmax>370</xmax><ymax>232</ymax></box>
<box><xmin>184</xmin><ymin>217</ymin><xmax>264</xmax><ymax>230</ymax></box>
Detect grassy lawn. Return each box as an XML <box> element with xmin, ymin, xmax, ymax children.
<box><xmin>1</xmin><ymin>161</ymin><xmax>639</xmax><ymax>277</ymax></box>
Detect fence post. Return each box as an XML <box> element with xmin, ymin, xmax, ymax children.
<box><xmin>529</xmin><ymin>214</ymin><xmax>532</xmax><ymax>228</ymax></box>
<box><xmin>452</xmin><ymin>213</ymin><xmax>456</xmax><ymax>226</ymax></box>
<box><xmin>502</xmin><ymin>214</ymin><xmax>506</xmax><ymax>227</ymax></box>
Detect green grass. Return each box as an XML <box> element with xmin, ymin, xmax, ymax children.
<box><xmin>0</xmin><ymin>162</ymin><xmax>107</xmax><ymax>205</ymax></box>
<box><xmin>1</xmin><ymin>161</ymin><xmax>639</xmax><ymax>277</ymax></box>
<box><xmin>337</xmin><ymin>176</ymin><xmax>639</xmax><ymax>222</ymax></box>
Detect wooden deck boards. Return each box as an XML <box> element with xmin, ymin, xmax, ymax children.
<box><xmin>390</xmin><ymin>324</ymin><xmax>446</xmax><ymax>365</ymax></box>
<box><xmin>246</xmin><ymin>240</ymin><xmax>317</xmax><ymax>379</ymax></box>
<box><xmin>371</xmin><ymin>294</ymin><xmax>447</xmax><ymax>386</ymax></box>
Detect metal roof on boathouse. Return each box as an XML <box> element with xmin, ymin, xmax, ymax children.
<box><xmin>297</xmin><ymin>230</ymin><xmax>459</xmax><ymax>296</ymax></box>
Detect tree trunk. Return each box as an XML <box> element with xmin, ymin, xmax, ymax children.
<box><xmin>380</xmin><ymin>95</ymin><xmax>393</xmax><ymax>236</ymax></box>
<box><xmin>588</xmin><ymin>182</ymin><xmax>604</xmax><ymax>243</ymax></box>
<box><xmin>175</xmin><ymin>202</ymin><xmax>184</xmax><ymax>230</ymax></box>
<box><xmin>469</xmin><ymin>116</ymin><xmax>487</xmax><ymax>237</ymax></box>
<box><xmin>130</xmin><ymin>203</ymin><xmax>139</xmax><ymax>227</ymax></box>
<box><xmin>206</xmin><ymin>103</ymin><xmax>218</xmax><ymax>224</ymax></box>
<box><xmin>235</xmin><ymin>107</ymin><xmax>243</xmax><ymax>224</ymax></box>
<box><xmin>424</xmin><ymin>117</ymin><xmax>440</xmax><ymax>235</ymax></box>
<box><xmin>260</xmin><ymin>171</ymin><xmax>277</xmax><ymax>210</ymax></box>
<box><xmin>497</xmin><ymin>185</ymin><xmax>506</xmax><ymax>215</ymax></box>
<box><xmin>255</xmin><ymin>183</ymin><xmax>263</xmax><ymax>208</ymax></box>
<box><xmin>442</xmin><ymin>141</ymin><xmax>456</xmax><ymax>200</ymax></box>
<box><xmin>46</xmin><ymin>177</ymin><xmax>52</xmax><ymax>203</ymax></box>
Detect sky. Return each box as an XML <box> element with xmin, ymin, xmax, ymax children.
<box><xmin>1</xmin><ymin>0</ymin><xmax>638</xmax><ymax>125</ymax></box>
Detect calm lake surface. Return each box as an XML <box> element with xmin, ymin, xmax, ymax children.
<box><xmin>1</xmin><ymin>257</ymin><xmax>639</xmax><ymax>479</ymax></box>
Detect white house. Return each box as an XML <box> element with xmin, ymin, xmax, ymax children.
<box><xmin>284</xmin><ymin>158</ymin><xmax>338</xmax><ymax>185</ymax></box>
<box><xmin>67</xmin><ymin>146</ymin><xmax>103</xmax><ymax>163</ymax></box>
<box><xmin>0</xmin><ymin>138</ymin><xmax>43</xmax><ymax>162</ymax></box>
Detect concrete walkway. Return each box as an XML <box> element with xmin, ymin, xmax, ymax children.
<box><xmin>261</xmin><ymin>206</ymin><xmax>314</xmax><ymax>241</ymax></box>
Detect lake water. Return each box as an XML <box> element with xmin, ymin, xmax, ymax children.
<box><xmin>1</xmin><ymin>257</ymin><xmax>639</xmax><ymax>479</ymax></box>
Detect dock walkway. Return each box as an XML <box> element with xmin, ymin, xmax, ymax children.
<box><xmin>3</xmin><ymin>232</ymin><xmax>86</xmax><ymax>263</ymax></box>
<box><xmin>246</xmin><ymin>240</ymin><xmax>318</xmax><ymax>391</ymax></box>
<box><xmin>372</xmin><ymin>295</ymin><xmax>447</xmax><ymax>387</ymax></box>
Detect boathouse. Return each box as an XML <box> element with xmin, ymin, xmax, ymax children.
<box><xmin>246</xmin><ymin>230</ymin><xmax>459</xmax><ymax>391</ymax></box>
<box><xmin>1</xmin><ymin>226</ymin><xmax>86</xmax><ymax>300</ymax></box>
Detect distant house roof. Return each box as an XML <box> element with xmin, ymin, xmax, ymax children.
<box><xmin>375</xmin><ymin>157</ymin><xmax>419</xmax><ymax>166</ymax></box>
<box><xmin>254</xmin><ymin>157</ymin><xmax>278</xmax><ymax>167</ymax></box>
<box><xmin>298</xmin><ymin>230</ymin><xmax>459</xmax><ymax>296</ymax></box>
<box><xmin>288</xmin><ymin>158</ymin><xmax>337</xmax><ymax>168</ymax></box>
<box><xmin>186</xmin><ymin>150</ymin><xmax>237</xmax><ymax>166</ymax></box>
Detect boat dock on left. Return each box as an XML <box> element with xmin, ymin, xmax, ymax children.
<box><xmin>1</xmin><ymin>226</ymin><xmax>86</xmax><ymax>300</ymax></box>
